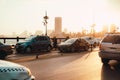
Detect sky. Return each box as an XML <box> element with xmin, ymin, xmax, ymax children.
<box><xmin>0</xmin><ymin>0</ymin><xmax>120</xmax><ymax>35</ymax></box>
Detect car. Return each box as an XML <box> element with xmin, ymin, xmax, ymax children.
<box><xmin>94</xmin><ymin>38</ymin><xmax>101</xmax><ymax>46</ymax></box>
<box><xmin>0</xmin><ymin>60</ymin><xmax>35</xmax><ymax>80</ymax></box>
<box><xmin>0</xmin><ymin>42</ymin><xmax>13</xmax><ymax>59</ymax></box>
<box><xmin>99</xmin><ymin>33</ymin><xmax>120</xmax><ymax>64</ymax></box>
<box><xmin>15</xmin><ymin>35</ymin><xmax>52</xmax><ymax>53</ymax></box>
<box><xmin>58</xmin><ymin>38</ymin><xmax>90</xmax><ymax>52</ymax></box>
<box><xmin>82</xmin><ymin>36</ymin><xmax>98</xmax><ymax>47</ymax></box>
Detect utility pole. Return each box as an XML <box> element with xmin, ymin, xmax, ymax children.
<box><xmin>43</xmin><ymin>11</ymin><xmax>49</xmax><ymax>36</ymax></box>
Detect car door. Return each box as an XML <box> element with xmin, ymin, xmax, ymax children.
<box><xmin>77</xmin><ymin>38</ymin><xmax>84</xmax><ymax>50</ymax></box>
<box><xmin>38</xmin><ymin>36</ymin><xmax>49</xmax><ymax>50</ymax></box>
<box><xmin>31</xmin><ymin>37</ymin><xmax>40</xmax><ymax>52</ymax></box>
<box><xmin>74</xmin><ymin>39</ymin><xmax>80</xmax><ymax>50</ymax></box>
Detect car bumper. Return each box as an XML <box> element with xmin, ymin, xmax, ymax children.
<box><xmin>99</xmin><ymin>51</ymin><xmax>120</xmax><ymax>60</ymax></box>
<box><xmin>28</xmin><ymin>75</ymin><xmax>35</xmax><ymax>80</ymax></box>
<box><xmin>7</xmin><ymin>50</ymin><xmax>13</xmax><ymax>55</ymax></box>
<box><xmin>58</xmin><ymin>46</ymin><xmax>70</xmax><ymax>52</ymax></box>
<box><xmin>15</xmin><ymin>46</ymin><xmax>25</xmax><ymax>52</ymax></box>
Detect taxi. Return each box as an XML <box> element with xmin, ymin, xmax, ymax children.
<box><xmin>0</xmin><ymin>60</ymin><xmax>35</xmax><ymax>80</ymax></box>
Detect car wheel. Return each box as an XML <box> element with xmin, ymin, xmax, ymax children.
<box><xmin>25</xmin><ymin>47</ymin><xmax>32</xmax><ymax>53</ymax></box>
<box><xmin>16</xmin><ymin>50</ymin><xmax>23</xmax><ymax>54</ymax></box>
<box><xmin>71</xmin><ymin>47</ymin><xmax>75</xmax><ymax>52</ymax></box>
<box><xmin>47</xmin><ymin>46</ymin><xmax>52</xmax><ymax>52</ymax></box>
<box><xmin>59</xmin><ymin>48</ymin><xmax>65</xmax><ymax>53</ymax></box>
<box><xmin>84</xmin><ymin>46</ymin><xmax>89</xmax><ymax>51</ymax></box>
<box><xmin>101</xmin><ymin>58</ymin><xmax>109</xmax><ymax>65</ymax></box>
<box><xmin>93</xmin><ymin>42</ymin><xmax>97</xmax><ymax>48</ymax></box>
<box><xmin>59</xmin><ymin>50</ymin><xmax>63</xmax><ymax>52</ymax></box>
<box><xmin>0</xmin><ymin>51</ymin><xmax>7</xmax><ymax>60</ymax></box>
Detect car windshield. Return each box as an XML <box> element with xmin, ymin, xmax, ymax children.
<box><xmin>64</xmin><ymin>38</ymin><xmax>77</xmax><ymax>44</ymax></box>
<box><xmin>25</xmin><ymin>36</ymin><xmax>36</xmax><ymax>41</ymax></box>
<box><xmin>0</xmin><ymin>42</ymin><xmax>3</xmax><ymax>45</ymax></box>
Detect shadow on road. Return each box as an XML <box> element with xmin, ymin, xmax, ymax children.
<box><xmin>101</xmin><ymin>61</ymin><xmax>120</xmax><ymax>80</ymax></box>
<box><xmin>7</xmin><ymin>50</ymin><xmax>91</xmax><ymax>63</ymax></box>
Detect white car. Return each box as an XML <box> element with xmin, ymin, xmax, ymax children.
<box><xmin>82</xmin><ymin>36</ymin><xmax>98</xmax><ymax>47</ymax></box>
<box><xmin>0</xmin><ymin>60</ymin><xmax>35</xmax><ymax>80</ymax></box>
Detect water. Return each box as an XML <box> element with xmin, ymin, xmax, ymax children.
<box><xmin>0</xmin><ymin>39</ymin><xmax>25</xmax><ymax>45</ymax></box>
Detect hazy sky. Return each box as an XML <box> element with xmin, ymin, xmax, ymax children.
<box><xmin>0</xmin><ymin>0</ymin><xmax>120</xmax><ymax>35</ymax></box>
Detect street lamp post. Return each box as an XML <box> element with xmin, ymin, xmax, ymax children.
<box><xmin>43</xmin><ymin>11</ymin><xmax>49</xmax><ymax>36</ymax></box>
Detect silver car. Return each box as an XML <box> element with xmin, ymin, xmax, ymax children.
<box><xmin>99</xmin><ymin>33</ymin><xmax>120</xmax><ymax>64</ymax></box>
<box><xmin>0</xmin><ymin>60</ymin><xmax>35</xmax><ymax>80</ymax></box>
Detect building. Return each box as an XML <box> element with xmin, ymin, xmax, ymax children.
<box><xmin>55</xmin><ymin>17</ymin><xmax>62</xmax><ymax>34</ymax></box>
<box><xmin>54</xmin><ymin>17</ymin><xmax>64</xmax><ymax>38</ymax></box>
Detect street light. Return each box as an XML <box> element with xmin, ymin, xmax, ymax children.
<box><xmin>43</xmin><ymin>11</ymin><xmax>49</xmax><ymax>36</ymax></box>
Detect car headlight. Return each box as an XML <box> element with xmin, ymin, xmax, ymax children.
<box><xmin>26</xmin><ymin>68</ymin><xmax>32</xmax><ymax>76</ymax></box>
<box><xmin>26</xmin><ymin>68</ymin><xmax>35</xmax><ymax>80</ymax></box>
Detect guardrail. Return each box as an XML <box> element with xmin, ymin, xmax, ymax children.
<box><xmin>0</xmin><ymin>37</ymin><xmax>66</xmax><ymax>44</ymax></box>
<box><xmin>0</xmin><ymin>37</ymin><xmax>25</xmax><ymax>43</ymax></box>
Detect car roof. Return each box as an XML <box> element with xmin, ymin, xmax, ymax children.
<box><xmin>105</xmin><ymin>33</ymin><xmax>120</xmax><ymax>36</ymax></box>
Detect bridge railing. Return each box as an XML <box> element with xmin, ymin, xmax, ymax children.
<box><xmin>0</xmin><ymin>37</ymin><xmax>66</xmax><ymax>45</ymax></box>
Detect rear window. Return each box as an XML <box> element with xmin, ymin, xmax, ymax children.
<box><xmin>102</xmin><ymin>35</ymin><xmax>120</xmax><ymax>44</ymax></box>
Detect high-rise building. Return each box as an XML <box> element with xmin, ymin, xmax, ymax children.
<box><xmin>55</xmin><ymin>17</ymin><xmax>62</xmax><ymax>34</ymax></box>
<box><xmin>54</xmin><ymin>17</ymin><xmax>64</xmax><ymax>38</ymax></box>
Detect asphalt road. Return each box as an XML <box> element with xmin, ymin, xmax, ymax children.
<box><xmin>10</xmin><ymin>48</ymin><xmax>120</xmax><ymax>80</ymax></box>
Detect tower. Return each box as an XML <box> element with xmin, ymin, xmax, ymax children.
<box><xmin>54</xmin><ymin>17</ymin><xmax>62</xmax><ymax>37</ymax></box>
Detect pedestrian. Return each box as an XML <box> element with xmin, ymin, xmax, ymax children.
<box><xmin>16</xmin><ymin>36</ymin><xmax>19</xmax><ymax>42</ymax></box>
<box><xmin>90</xmin><ymin>44</ymin><xmax>93</xmax><ymax>51</ymax></box>
<box><xmin>52</xmin><ymin>36</ymin><xmax>57</xmax><ymax>50</ymax></box>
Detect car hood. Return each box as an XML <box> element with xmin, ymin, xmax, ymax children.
<box><xmin>0</xmin><ymin>60</ymin><xmax>24</xmax><ymax>68</ymax></box>
<box><xmin>16</xmin><ymin>41</ymin><xmax>28</xmax><ymax>45</ymax></box>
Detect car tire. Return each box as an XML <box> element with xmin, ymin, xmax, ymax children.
<box><xmin>93</xmin><ymin>42</ymin><xmax>97</xmax><ymax>48</ymax></box>
<box><xmin>16</xmin><ymin>50</ymin><xmax>22</xmax><ymax>54</ymax></box>
<box><xmin>59</xmin><ymin>50</ymin><xmax>63</xmax><ymax>52</ymax></box>
<box><xmin>101</xmin><ymin>58</ymin><xmax>109</xmax><ymax>64</ymax></box>
<box><xmin>0</xmin><ymin>51</ymin><xmax>7</xmax><ymax>60</ymax></box>
<box><xmin>71</xmin><ymin>47</ymin><xmax>75</xmax><ymax>52</ymax></box>
<box><xmin>47</xmin><ymin>46</ymin><xmax>52</xmax><ymax>52</ymax></box>
<box><xmin>84</xmin><ymin>46</ymin><xmax>89</xmax><ymax>51</ymax></box>
<box><xmin>25</xmin><ymin>47</ymin><xmax>32</xmax><ymax>53</ymax></box>
<box><xmin>59</xmin><ymin>48</ymin><xmax>65</xmax><ymax>53</ymax></box>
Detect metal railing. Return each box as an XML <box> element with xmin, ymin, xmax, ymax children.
<box><xmin>0</xmin><ymin>37</ymin><xmax>66</xmax><ymax>45</ymax></box>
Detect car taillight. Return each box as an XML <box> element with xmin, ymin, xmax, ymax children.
<box><xmin>99</xmin><ymin>43</ymin><xmax>104</xmax><ymax>51</ymax></box>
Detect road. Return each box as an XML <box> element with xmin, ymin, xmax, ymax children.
<box><xmin>15</xmin><ymin>48</ymin><xmax>120</xmax><ymax>80</ymax></box>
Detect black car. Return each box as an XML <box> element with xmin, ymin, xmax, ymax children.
<box><xmin>58</xmin><ymin>38</ymin><xmax>90</xmax><ymax>52</ymax></box>
<box><xmin>15</xmin><ymin>35</ymin><xmax>52</xmax><ymax>53</ymax></box>
<box><xmin>0</xmin><ymin>42</ymin><xmax>13</xmax><ymax>59</ymax></box>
